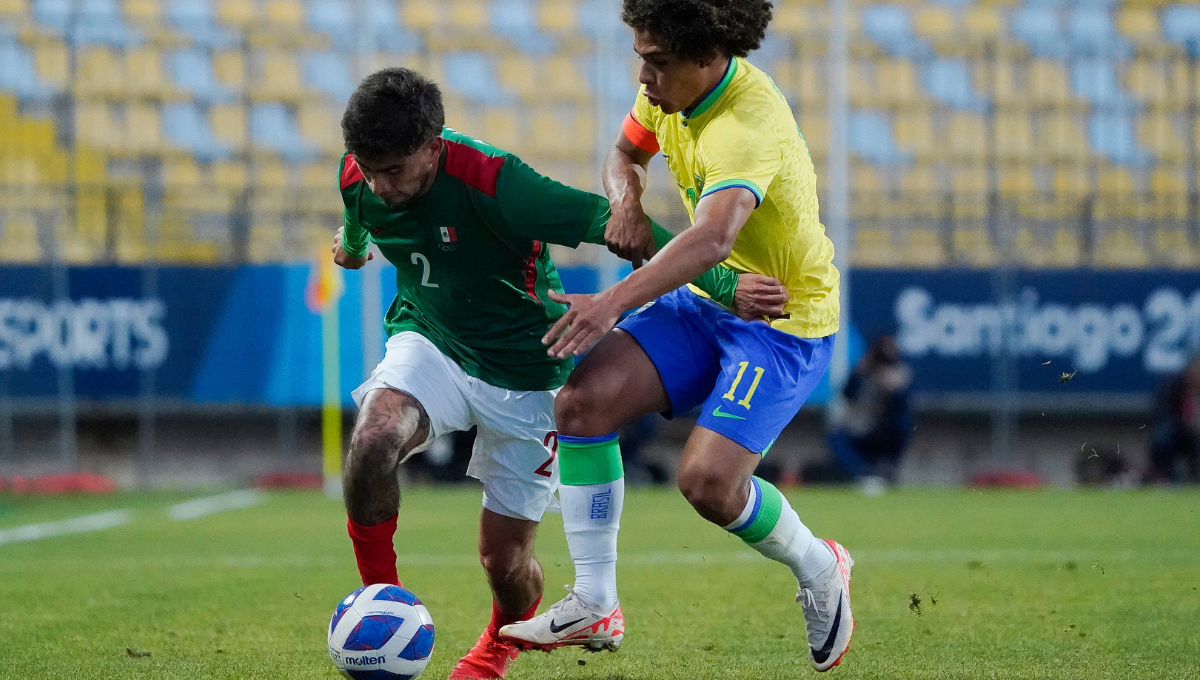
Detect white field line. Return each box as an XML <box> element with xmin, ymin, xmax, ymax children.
<box><xmin>10</xmin><ymin>546</ymin><xmax>1198</xmax><ymax>572</ymax></box>
<box><xmin>0</xmin><ymin>509</ymin><xmax>132</xmax><ymax>547</ymax></box>
<box><xmin>168</xmin><ymin>489</ymin><xmax>265</xmax><ymax>521</ymax></box>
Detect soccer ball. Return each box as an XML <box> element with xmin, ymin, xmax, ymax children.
<box><xmin>327</xmin><ymin>584</ymin><xmax>436</xmax><ymax>680</ymax></box>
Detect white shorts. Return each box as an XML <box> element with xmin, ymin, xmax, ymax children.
<box><xmin>351</xmin><ymin>331</ymin><xmax>559</xmax><ymax>522</ymax></box>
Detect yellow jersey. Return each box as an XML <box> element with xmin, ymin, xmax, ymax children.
<box><xmin>623</xmin><ymin>56</ymin><xmax>839</xmax><ymax>338</ymax></box>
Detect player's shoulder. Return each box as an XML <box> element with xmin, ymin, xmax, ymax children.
<box><xmin>440</xmin><ymin>127</ymin><xmax>526</xmax><ymax>199</ymax></box>
<box><xmin>339</xmin><ymin>152</ymin><xmax>364</xmax><ymax>191</ymax></box>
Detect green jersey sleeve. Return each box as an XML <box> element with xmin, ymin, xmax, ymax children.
<box><xmin>494</xmin><ymin>155</ymin><xmax>608</xmax><ymax>248</ymax></box>
<box><xmin>339</xmin><ymin>156</ymin><xmax>369</xmax><ymax>259</ymax></box>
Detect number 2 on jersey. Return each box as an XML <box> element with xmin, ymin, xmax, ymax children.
<box><xmin>721</xmin><ymin>361</ymin><xmax>765</xmax><ymax>409</ymax></box>
<box><xmin>410</xmin><ymin>252</ymin><xmax>438</xmax><ymax>288</ymax></box>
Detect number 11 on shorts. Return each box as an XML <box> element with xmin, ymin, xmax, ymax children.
<box><xmin>722</xmin><ymin>361</ymin><xmax>765</xmax><ymax>409</ymax></box>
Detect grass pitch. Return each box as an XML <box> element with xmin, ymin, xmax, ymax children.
<box><xmin>0</xmin><ymin>486</ymin><xmax>1197</xmax><ymax>679</ymax></box>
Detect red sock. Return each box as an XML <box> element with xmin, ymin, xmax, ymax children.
<box><xmin>347</xmin><ymin>515</ymin><xmax>401</xmax><ymax>587</ymax></box>
<box><xmin>488</xmin><ymin>595</ymin><xmax>542</xmax><ymax>637</ymax></box>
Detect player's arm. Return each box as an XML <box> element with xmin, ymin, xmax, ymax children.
<box><xmin>600</xmin><ymin>114</ymin><xmax>659</xmax><ymax>266</ymax></box>
<box><xmin>334</xmin><ymin>158</ymin><xmax>372</xmax><ymax>269</ymax></box>
<box><xmin>544</xmin><ymin>188</ymin><xmax>757</xmax><ymax>357</ymax></box>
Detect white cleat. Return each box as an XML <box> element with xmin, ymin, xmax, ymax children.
<box><xmin>800</xmin><ymin>539</ymin><xmax>856</xmax><ymax>672</ymax></box>
<box><xmin>498</xmin><ymin>587</ymin><xmax>624</xmax><ymax>653</ymax></box>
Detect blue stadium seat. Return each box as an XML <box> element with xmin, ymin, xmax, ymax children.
<box><xmin>586</xmin><ymin>53</ymin><xmax>637</xmax><ymax>102</ymax></box>
<box><xmin>167</xmin><ymin>0</ymin><xmax>236</xmax><ymax>48</ymax></box>
<box><xmin>578</xmin><ymin>0</ymin><xmax>624</xmax><ymax>39</ymax></box>
<box><xmin>73</xmin><ymin>0</ymin><xmax>141</xmax><ymax>46</ymax></box>
<box><xmin>0</xmin><ymin>37</ymin><xmax>55</xmax><ymax>99</ymax></box>
<box><xmin>1089</xmin><ymin>112</ymin><xmax>1153</xmax><ymax>165</ymax></box>
<box><xmin>307</xmin><ymin>0</ymin><xmax>354</xmax><ymax>49</ymax></box>
<box><xmin>922</xmin><ymin>59</ymin><xmax>988</xmax><ymax>111</ymax></box>
<box><xmin>302</xmin><ymin>50</ymin><xmax>354</xmax><ymax>102</ymax></box>
<box><xmin>250</xmin><ymin>102</ymin><xmax>314</xmax><ymax>161</ymax></box>
<box><xmin>442</xmin><ymin>52</ymin><xmax>513</xmax><ymax>105</ymax></box>
<box><xmin>849</xmin><ymin>111</ymin><xmax>911</xmax><ymax>165</ymax></box>
<box><xmin>1067</xmin><ymin>8</ymin><xmax>1131</xmax><ymax>57</ymax></box>
<box><xmin>491</xmin><ymin>0</ymin><xmax>556</xmax><ymax>55</ymax></box>
<box><xmin>1070</xmin><ymin>59</ymin><xmax>1136</xmax><ymax>111</ymax></box>
<box><xmin>163</xmin><ymin>102</ymin><xmax>231</xmax><ymax>161</ymax></box>
<box><xmin>862</xmin><ymin>5</ymin><xmax>931</xmax><ymax>57</ymax></box>
<box><xmin>31</xmin><ymin>0</ymin><xmax>69</xmax><ymax>34</ymax></box>
<box><xmin>1011</xmin><ymin>6</ymin><xmax>1066</xmax><ymax>57</ymax></box>
<box><xmin>1163</xmin><ymin>5</ymin><xmax>1200</xmax><ymax>56</ymax></box>
<box><xmin>363</xmin><ymin>0</ymin><xmax>421</xmax><ymax>51</ymax></box>
<box><xmin>169</xmin><ymin>49</ymin><xmax>234</xmax><ymax>103</ymax></box>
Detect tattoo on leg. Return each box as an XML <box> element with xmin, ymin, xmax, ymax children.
<box><xmin>343</xmin><ymin>391</ymin><xmax>430</xmax><ymax>526</ymax></box>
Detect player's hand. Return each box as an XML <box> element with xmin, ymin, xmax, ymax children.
<box><xmin>332</xmin><ymin>226</ymin><xmax>373</xmax><ymax>270</ymax></box>
<box><xmin>604</xmin><ymin>203</ymin><xmax>657</xmax><ymax>268</ymax></box>
<box><xmin>542</xmin><ymin>290</ymin><xmax>623</xmax><ymax>358</ymax></box>
<box><xmin>732</xmin><ymin>274</ymin><xmax>789</xmax><ymax>321</ymax></box>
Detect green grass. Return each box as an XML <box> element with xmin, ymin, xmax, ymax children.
<box><xmin>0</xmin><ymin>487</ymin><xmax>1198</xmax><ymax>679</ymax></box>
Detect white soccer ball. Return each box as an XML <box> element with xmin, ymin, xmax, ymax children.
<box><xmin>327</xmin><ymin>584</ymin><xmax>436</xmax><ymax>680</ymax></box>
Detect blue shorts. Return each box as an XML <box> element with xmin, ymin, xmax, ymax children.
<box><xmin>617</xmin><ymin>287</ymin><xmax>834</xmax><ymax>455</ymax></box>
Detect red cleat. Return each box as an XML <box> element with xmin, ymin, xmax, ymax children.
<box><xmin>448</xmin><ymin>628</ymin><xmax>521</xmax><ymax>679</ymax></box>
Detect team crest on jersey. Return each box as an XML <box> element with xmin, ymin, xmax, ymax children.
<box><xmin>438</xmin><ymin>226</ymin><xmax>458</xmax><ymax>251</ymax></box>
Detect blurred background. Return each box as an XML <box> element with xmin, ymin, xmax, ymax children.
<box><xmin>1</xmin><ymin>0</ymin><xmax>1198</xmax><ymax>492</ymax></box>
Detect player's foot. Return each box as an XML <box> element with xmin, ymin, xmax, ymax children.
<box><xmin>498</xmin><ymin>587</ymin><xmax>624</xmax><ymax>653</ymax></box>
<box><xmin>799</xmin><ymin>539</ymin><xmax>855</xmax><ymax>672</ymax></box>
<box><xmin>447</xmin><ymin>627</ymin><xmax>520</xmax><ymax>679</ymax></box>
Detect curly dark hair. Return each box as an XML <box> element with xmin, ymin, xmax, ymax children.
<box><xmin>622</xmin><ymin>0</ymin><xmax>773</xmax><ymax>64</ymax></box>
<box><xmin>342</xmin><ymin>67</ymin><xmax>444</xmax><ymax>161</ymax></box>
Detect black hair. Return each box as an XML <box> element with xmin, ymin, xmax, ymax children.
<box><xmin>341</xmin><ymin>67</ymin><xmax>444</xmax><ymax>160</ymax></box>
<box><xmin>621</xmin><ymin>0</ymin><xmax>773</xmax><ymax>64</ymax></box>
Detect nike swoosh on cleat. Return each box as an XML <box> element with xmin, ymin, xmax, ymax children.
<box><xmin>810</xmin><ymin>597</ymin><xmax>843</xmax><ymax>665</ymax></box>
<box><xmin>549</xmin><ymin>617</ymin><xmax>587</xmax><ymax>634</ymax></box>
<box><xmin>711</xmin><ymin>405</ymin><xmax>746</xmax><ymax>420</ymax></box>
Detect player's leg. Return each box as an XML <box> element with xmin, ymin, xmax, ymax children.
<box><xmin>689</xmin><ymin>323</ymin><xmax>853</xmax><ymax>671</ymax></box>
<box><xmin>501</xmin><ymin>290</ymin><xmax>720</xmax><ymax>652</ymax></box>
<box><xmin>343</xmin><ymin>387</ymin><xmax>430</xmax><ymax>587</ymax></box>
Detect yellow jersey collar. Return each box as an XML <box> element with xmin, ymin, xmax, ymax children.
<box><xmin>682</xmin><ymin>57</ymin><xmax>738</xmax><ymax>120</ymax></box>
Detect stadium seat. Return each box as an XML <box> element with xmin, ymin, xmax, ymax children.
<box><xmin>497</xmin><ymin>53</ymin><xmax>537</xmax><ymax>99</ymax></box>
<box><xmin>31</xmin><ymin>0</ymin><xmax>69</xmax><ymax>33</ymax></box>
<box><xmin>545</xmin><ymin>55</ymin><xmax>589</xmax><ymax>101</ymax></box>
<box><xmin>162</xmin><ymin>156</ymin><xmax>201</xmax><ymax>187</ymax></box>
<box><xmin>212</xmin><ymin>49</ymin><xmax>245</xmax><ymax>92</ymax></box>
<box><xmin>0</xmin><ymin>38</ymin><xmax>56</xmax><ymax>100</ymax></box>
<box><xmin>491</xmin><ymin>0</ymin><xmax>556</xmax><ymax>54</ymax></box>
<box><xmin>69</xmin><ymin>0</ymin><xmax>142</xmax><ymax>46</ymax></box>
<box><xmin>254</xmin><ymin>50</ymin><xmax>306</xmax><ymax>101</ymax></box>
<box><xmin>482</xmin><ymin>106</ymin><xmax>522</xmax><ymax>152</ymax></box>
<box><xmin>74</xmin><ymin>101</ymin><xmax>124</xmax><ymax>151</ymax></box>
<box><xmin>168</xmin><ymin>0</ymin><xmax>235</xmax><ymax>47</ymax></box>
<box><xmin>0</xmin><ymin>213</ymin><xmax>41</xmax><ymax>262</ymax></box>
<box><xmin>993</xmin><ymin>112</ymin><xmax>1033</xmax><ymax>162</ymax></box>
<box><xmin>1095</xmin><ymin>228</ymin><xmax>1149</xmax><ymax>268</ymax></box>
<box><xmin>265</xmin><ymin>0</ymin><xmax>306</xmax><ymax>32</ymax></box>
<box><xmin>1089</xmin><ymin>112</ymin><xmax>1153</xmax><ymax>165</ymax></box>
<box><xmin>536</xmin><ymin>0</ymin><xmax>577</xmax><ymax>33</ymax></box>
<box><xmin>302</xmin><ymin>50</ymin><xmax>354</xmax><ymax>102</ymax></box>
<box><xmin>125</xmin><ymin>46</ymin><xmax>172</xmax><ymax>99</ymax></box>
<box><xmin>450</xmin><ymin>0</ymin><xmax>488</xmax><ymax>30</ymax></box>
<box><xmin>297</xmin><ymin>101</ymin><xmax>341</xmax><ymax>154</ymax></box>
<box><xmin>913</xmin><ymin>7</ymin><xmax>956</xmax><ymax>51</ymax></box>
<box><xmin>945</xmin><ymin>113</ymin><xmax>987</xmax><ymax>161</ymax></box>
<box><xmin>999</xmin><ymin>165</ymin><xmax>1035</xmax><ymax>197</ymax></box>
<box><xmin>862</xmin><ymin>5</ymin><xmax>930</xmax><ymax>57</ymax></box>
<box><xmin>1027</xmin><ymin>59</ymin><xmax>1080</xmax><ymax>108</ymax></box>
<box><xmin>306</xmin><ymin>0</ymin><xmax>353</xmax><ymax>48</ymax></box>
<box><xmin>529</xmin><ymin>108</ymin><xmax>593</xmax><ymax>160</ymax></box>
<box><xmin>169</xmin><ymin>48</ymin><xmax>232</xmax><ymax>102</ymax></box>
<box><xmin>1070</xmin><ymin>59</ymin><xmax>1136</xmax><ymax>111</ymax></box>
<box><xmin>923</xmin><ymin>58</ymin><xmax>988</xmax><ymax>110</ymax></box>
<box><xmin>1052</xmin><ymin>165</ymin><xmax>1090</xmax><ymax>199</ymax></box>
<box><xmin>73</xmin><ymin>46</ymin><xmax>124</xmax><ymax>98</ymax></box>
<box><xmin>906</xmin><ymin>228</ymin><xmax>947</xmax><ymax>267</ymax></box>
<box><xmin>848</xmin><ymin>110</ymin><xmax>911</xmax><ymax>165</ymax></box>
<box><xmin>894</xmin><ymin>110</ymin><xmax>935</xmax><ymax>160</ymax></box>
<box><xmin>400</xmin><ymin>0</ymin><xmax>440</xmax><ymax>31</ymax></box>
<box><xmin>1137</xmin><ymin>112</ymin><xmax>1186</xmax><ymax>163</ymax></box>
<box><xmin>1125</xmin><ymin>58</ymin><xmax>1183</xmax><ymax>110</ymax></box>
<box><xmin>250</xmin><ymin>102</ymin><xmax>314</xmax><ymax>161</ymax></box>
<box><xmin>125</xmin><ymin>101</ymin><xmax>163</xmax><ymax>154</ymax></box>
<box><xmin>162</xmin><ymin>101</ymin><xmax>229</xmax><ymax>160</ymax></box>
<box><xmin>442</xmin><ymin>51</ymin><xmax>512</xmax><ymax>105</ymax></box>
<box><xmin>1011</xmin><ymin>6</ymin><xmax>1066</xmax><ymax>58</ymax></box>
<box><xmin>1067</xmin><ymin>8</ymin><xmax>1131</xmax><ymax>57</ymax></box>
<box><xmin>798</xmin><ymin>114</ymin><xmax>827</xmax><ymax>159</ymax></box>
<box><xmin>977</xmin><ymin>58</ymin><xmax>1020</xmax><ymax>107</ymax></box>
<box><xmin>215</xmin><ymin>0</ymin><xmax>257</xmax><ymax>30</ymax></box>
<box><xmin>1038</xmin><ymin>112</ymin><xmax>1091</xmax><ymax>164</ymax></box>
<box><xmin>850</xmin><ymin>227</ymin><xmax>895</xmax><ymax>267</ymax></box>
<box><xmin>1153</xmin><ymin>228</ymin><xmax>1197</xmax><ymax>268</ymax></box>
<box><xmin>32</xmin><ymin>40</ymin><xmax>68</xmax><ymax>91</ymax></box>
<box><xmin>963</xmin><ymin>5</ymin><xmax>1004</xmax><ymax>47</ymax></box>
<box><xmin>1116</xmin><ymin>8</ymin><xmax>1161</xmax><ymax>47</ymax></box>
<box><xmin>1163</xmin><ymin>5</ymin><xmax>1200</xmax><ymax>56</ymax></box>
<box><xmin>0</xmin><ymin>0</ymin><xmax>29</xmax><ymax>21</ymax></box>
<box><xmin>875</xmin><ymin>58</ymin><xmax>922</xmax><ymax>108</ymax></box>
<box><xmin>952</xmin><ymin>227</ymin><xmax>997</xmax><ymax>267</ymax></box>
<box><xmin>361</xmin><ymin>0</ymin><xmax>420</xmax><ymax>51</ymax></box>
<box><xmin>210</xmin><ymin>102</ymin><xmax>246</xmax><ymax>151</ymax></box>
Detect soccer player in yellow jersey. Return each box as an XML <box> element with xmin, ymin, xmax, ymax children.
<box><xmin>500</xmin><ymin>0</ymin><xmax>856</xmax><ymax>671</ymax></box>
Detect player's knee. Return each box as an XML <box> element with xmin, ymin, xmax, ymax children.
<box><xmin>677</xmin><ymin>466</ymin><xmax>739</xmax><ymax>523</ymax></box>
<box><xmin>479</xmin><ymin>542</ymin><xmax>527</xmax><ymax>584</ymax></box>
<box><xmin>347</xmin><ymin>427</ymin><xmax>403</xmax><ymax>476</ymax></box>
<box><xmin>555</xmin><ymin>384</ymin><xmax>612</xmax><ymax>436</ymax></box>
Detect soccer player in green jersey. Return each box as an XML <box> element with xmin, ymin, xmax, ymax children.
<box><xmin>501</xmin><ymin>0</ymin><xmax>856</xmax><ymax>671</ymax></box>
<box><xmin>332</xmin><ymin>68</ymin><xmax>787</xmax><ymax>679</ymax></box>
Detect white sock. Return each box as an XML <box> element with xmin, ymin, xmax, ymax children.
<box><xmin>559</xmin><ymin>478</ymin><xmax>623</xmax><ymax>610</ymax></box>
<box><xmin>723</xmin><ymin>477</ymin><xmax>834</xmax><ymax>588</ymax></box>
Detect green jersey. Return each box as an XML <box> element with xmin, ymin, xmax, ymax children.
<box><xmin>340</xmin><ymin>128</ymin><xmax>738</xmax><ymax>392</ymax></box>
